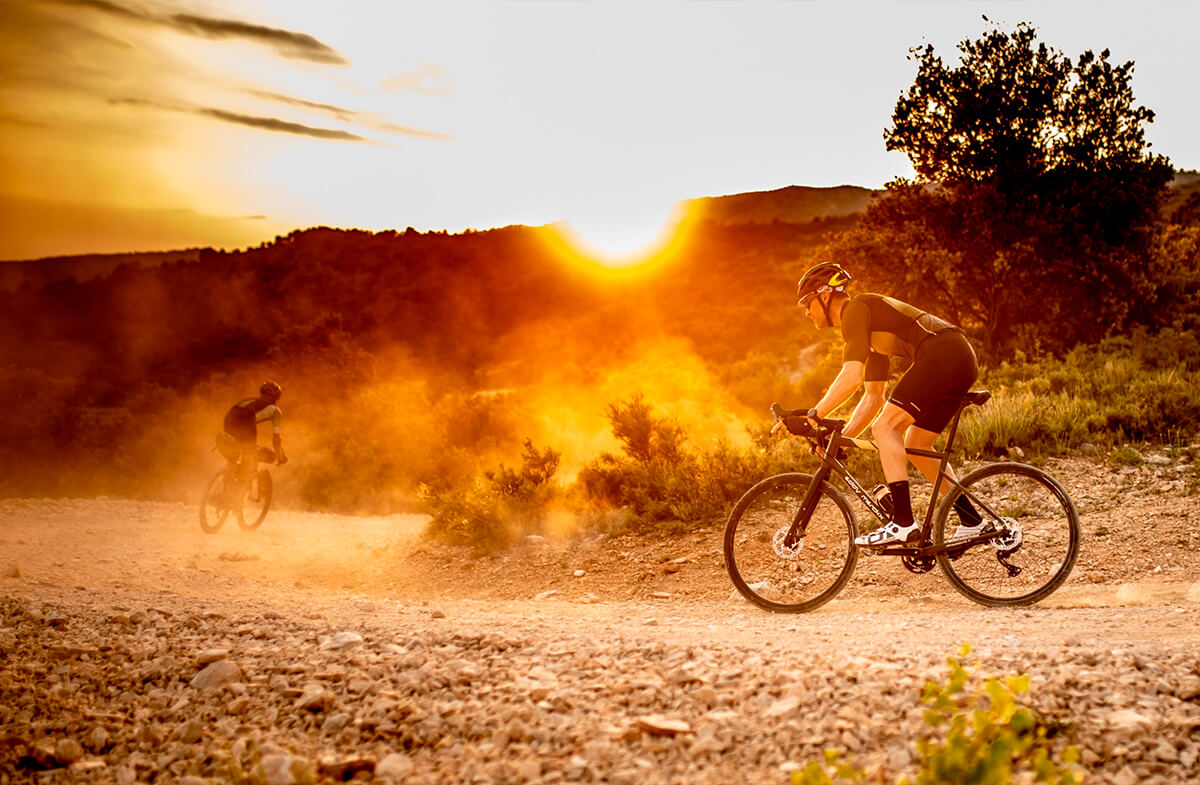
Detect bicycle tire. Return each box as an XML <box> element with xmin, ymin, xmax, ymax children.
<box><xmin>237</xmin><ymin>469</ymin><xmax>272</xmax><ymax>531</ymax></box>
<box><xmin>199</xmin><ymin>468</ymin><xmax>234</xmax><ymax>534</ymax></box>
<box><xmin>934</xmin><ymin>462</ymin><xmax>1080</xmax><ymax>607</ymax></box>
<box><xmin>724</xmin><ymin>472</ymin><xmax>858</xmax><ymax>613</ymax></box>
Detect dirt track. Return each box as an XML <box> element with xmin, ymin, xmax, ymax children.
<box><xmin>2</xmin><ymin>456</ymin><xmax>1200</xmax><ymax>784</ymax></box>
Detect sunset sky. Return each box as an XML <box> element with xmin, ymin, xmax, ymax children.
<box><xmin>1</xmin><ymin>0</ymin><xmax>1197</xmax><ymax>261</ymax></box>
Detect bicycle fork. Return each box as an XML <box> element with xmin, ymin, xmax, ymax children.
<box><xmin>784</xmin><ymin>466</ymin><xmax>833</xmax><ymax>548</ymax></box>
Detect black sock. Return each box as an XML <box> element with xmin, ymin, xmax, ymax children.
<box><xmin>954</xmin><ymin>495</ymin><xmax>983</xmax><ymax>527</ymax></box>
<box><xmin>888</xmin><ymin>481</ymin><xmax>913</xmax><ymax>526</ymax></box>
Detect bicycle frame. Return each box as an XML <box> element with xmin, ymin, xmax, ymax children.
<box><xmin>786</xmin><ymin>395</ymin><xmax>1005</xmax><ymax>557</ymax></box>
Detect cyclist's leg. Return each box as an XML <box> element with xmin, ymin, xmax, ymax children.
<box><xmin>871</xmin><ymin>403</ymin><xmax>914</xmax><ymax>483</ymax></box>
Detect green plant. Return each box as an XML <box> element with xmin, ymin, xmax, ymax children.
<box><xmin>1109</xmin><ymin>445</ymin><xmax>1143</xmax><ymax>466</ymax></box>
<box><xmin>792</xmin><ymin>646</ymin><xmax>1083</xmax><ymax>785</ymax></box>
<box><xmin>420</xmin><ymin>438</ymin><xmax>561</xmax><ymax>549</ymax></box>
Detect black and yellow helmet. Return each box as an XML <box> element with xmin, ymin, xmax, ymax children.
<box><xmin>260</xmin><ymin>380</ymin><xmax>282</xmax><ymax>399</ymax></box>
<box><xmin>797</xmin><ymin>262</ymin><xmax>852</xmax><ymax>304</ymax></box>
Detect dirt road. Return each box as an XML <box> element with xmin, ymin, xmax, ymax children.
<box><xmin>2</xmin><ymin>475</ymin><xmax>1199</xmax><ymax>784</ymax></box>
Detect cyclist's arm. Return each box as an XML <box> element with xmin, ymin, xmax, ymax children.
<box><xmin>842</xmin><ymin>380</ymin><xmax>886</xmax><ymax>438</ymax></box>
<box><xmin>270</xmin><ymin>408</ymin><xmax>286</xmax><ymax>462</ymax></box>
<box><xmin>813</xmin><ymin>360</ymin><xmax>865</xmax><ymax>419</ymax></box>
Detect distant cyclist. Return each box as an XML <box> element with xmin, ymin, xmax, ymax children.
<box><xmin>220</xmin><ymin>381</ymin><xmax>288</xmax><ymax>496</ymax></box>
<box><xmin>794</xmin><ymin>263</ymin><xmax>984</xmax><ymax>547</ymax></box>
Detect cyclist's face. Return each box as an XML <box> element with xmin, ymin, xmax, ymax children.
<box><xmin>802</xmin><ymin>293</ymin><xmax>829</xmax><ymax>328</ymax></box>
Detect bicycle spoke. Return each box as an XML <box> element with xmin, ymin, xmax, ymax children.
<box><xmin>936</xmin><ymin>464</ymin><xmax>1079</xmax><ymax>606</ymax></box>
<box><xmin>724</xmin><ymin>474</ymin><xmax>857</xmax><ymax>612</ymax></box>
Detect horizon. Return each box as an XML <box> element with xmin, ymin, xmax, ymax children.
<box><xmin>1</xmin><ymin>0</ymin><xmax>1198</xmax><ymax>262</ymax></box>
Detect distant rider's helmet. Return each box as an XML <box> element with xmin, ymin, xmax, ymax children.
<box><xmin>797</xmin><ymin>263</ymin><xmax>852</xmax><ymax>306</ymax></box>
<box><xmin>260</xmin><ymin>381</ymin><xmax>282</xmax><ymax>400</ymax></box>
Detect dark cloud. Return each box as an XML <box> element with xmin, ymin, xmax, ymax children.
<box><xmin>170</xmin><ymin>14</ymin><xmax>347</xmax><ymax>65</ymax></box>
<box><xmin>244</xmin><ymin>89</ymin><xmax>353</xmax><ymax>121</ymax></box>
<box><xmin>198</xmin><ymin>107</ymin><xmax>365</xmax><ymax>141</ymax></box>
<box><xmin>109</xmin><ymin>96</ymin><xmax>368</xmax><ymax>142</ymax></box>
<box><xmin>243</xmin><ymin>89</ymin><xmax>453</xmax><ymax>141</ymax></box>
<box><xmin>44</xmin><ymin>0</ymin><xmax>348</xmax><ymax>65</ymax></box>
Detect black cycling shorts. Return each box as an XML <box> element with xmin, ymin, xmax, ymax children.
<box><xmin>889</xmin><ymin>330</ymin><xmax>978</xmax><ymax>433</ymax></box>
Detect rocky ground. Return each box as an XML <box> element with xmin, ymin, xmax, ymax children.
<box><xmin>1</xmin><ymin>455</ymin><xmax>1199</xmax><ymax>784</ymax></box>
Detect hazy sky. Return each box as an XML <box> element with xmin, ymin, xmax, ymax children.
<box><xmin>1</xmin><ymin>0</ymin><xmax>1196</xmax><ymax>260</ymax></box>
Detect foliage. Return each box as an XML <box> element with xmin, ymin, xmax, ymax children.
<box><xmin>420</xmin><ymin>439</ymin><xmax>561</xmax><ymax>549</ymax></box>
<box><xmin>576</xmin><ymin>395</ymin><xmax>808</xmax><ymax>531</ymax></box>
<box><xmin>953</xmin><ymin>325</ymin><xmax>1200</xmax><ymax>458</ymax></box>
<box><xmin>821</xmin><ymin>21</ymin><xmax>1175</xmax><ymax>357</ymax></box>
<box><xmin>792</xmin><ymin>646</ymin><xmax>1083</xmax><ymax>785</ymax></box>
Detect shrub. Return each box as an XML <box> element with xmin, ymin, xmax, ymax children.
<box><xmin>420</xmin><ymin>438</ymin><xmax>561</xmax><ymax>549</ymax></box>
<box><xmin>792</xmin><ymin>646</ymin><xmax>1083</xmax><ymax>785</ymax></box>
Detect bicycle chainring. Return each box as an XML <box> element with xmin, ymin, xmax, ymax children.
<box><xmin>901</xmin><ymin>553</ymin><xmax>936</xmax><ymax>574</ymax></box>
<box><xmin>772</xmin><ymin>527</ymin><xmax>802</xmax><ymax>559</ymax></box>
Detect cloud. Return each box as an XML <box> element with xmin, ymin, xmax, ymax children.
<box><xmin>243</xmin><ymin>89</ymin><xmax>356</xmax><ymax>122</ymax></box>
<box><xmin>244</xmin><ymin>89</ymin><xmax>452</xmax><ymax>140</ymax></box>
<box><xmin>46</xmin><ymin>0</ymin><xmax>348</xmax><ymax>65</ymax></box>
<box><xmin>198</xmin><ymin>107</ymin><xmax>366</xmax><ymax>141</ymax></box>
<box><xmin>380</xmin><ymin>63</ymin><xmax>454</xmax><ymax>97</ymax></box>
<box><xmin>169</xmin><ymin>13</ymin><xmax>347</xmax><ymax>65</ymax></box>
<box><xmin>109</xmin><ymin>97</ymin><xmax>369</xmax><ymax>142</ymax></box>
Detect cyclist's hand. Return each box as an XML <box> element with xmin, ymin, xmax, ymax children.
<box><xmin>276</xmin><ymin>452</ymin><xmax>288</xmax><ymax>466</ymax></box>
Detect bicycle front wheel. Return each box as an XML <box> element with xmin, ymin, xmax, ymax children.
<box><xmin>199</xmin><ymin>468</ymin><xmax>234</xmax><ymax>534</ymax></box>
<box><xmin>237</xmin><ymin>469</ymin><xmax>272</xmax><ymax>531</ymax></box>
<box><xmin>723</xmin><ymin>473</ymin><xmax>858</xmax><ymax>613</ymax></box>
<box><xmin>935</xmin><ymin>462</ymin><xmax>1080</xmax><ymax>607</ymax></box>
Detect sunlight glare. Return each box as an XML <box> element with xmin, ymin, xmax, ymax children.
<box><xmin>559</xmin><ymin>202</ymin><xmax>684</xmax><ymax>267</ymax></box>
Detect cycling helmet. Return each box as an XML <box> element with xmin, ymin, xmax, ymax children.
<box><xmin>260</xmin><ymin>381</ymin><xmax>282</xmax><ymax>399</ymax></box>
<box><xmin>797</xmin><ymin>262</ymin><xmax>852</xmax><ymax>305</ymax></box>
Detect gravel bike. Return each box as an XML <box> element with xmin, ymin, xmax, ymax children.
<box><xmin>199</xmin><ymin>439</ymin><xmax>277</xmax><ymax>533</ymax></box>
<box><xmin>724</xmin><ymin>391</ymin><xmax>1081</xmax><ymax>611</ymax></box>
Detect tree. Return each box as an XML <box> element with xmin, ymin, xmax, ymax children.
<box><xmin>827</xmin><ymin>21</ymin><xmax>1173</xmax><ymax>356</ymax></box>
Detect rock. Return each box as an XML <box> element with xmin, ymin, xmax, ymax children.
<box><xmin>319</xmin><ymin>632</ymin><xmax>364</xmax><ymax>651</ymax></box>
<box><xmin>190</xmin><ymin>660</ymin><xmax>241</xmax><ymax>691</ymax></box>
<box><xmin>178</xmin><ymin>719</ymin><xmax>204</xmax><ymax>744</ymax></box>
<box><xmin>766</xmin><ymin>696</ymin><xmax>801</xmax><ymax>717</ymax></box>
<box><xmin>193</xmin><ymin>649</ymin><xmax>229</xmax><ymax>667</ymax></box>
<box><xmin>573</xmin><ymin>569</ymin><xmax>587</xmax><ymax>578</ymax></box>
<box><xmin>319</xmin><ymin>756</ymin><xmax>376</xmax><ymax>779</ymax></box>
<box><xmin>295</xmin><ymin>682</ymin><xmax>333</xmax><ymax>712</ymax></box>
<box><xmin>355</xmin><ymin>600</ymin><xmax>376</xmax><ymax>612</ymax></box>
<box><xmin>260</xmin><ymin>754</ymin><xmax>302</xmax><ymax>785</ymax></box>
<box><xmin>321</xmin><ymin>712</ymin><xmax>353</xmax><ymax>735</ymax></box>
<box><xmin>3</xmin><ymin>566</ymin><xmax>18</xmax><ymax>578</ymax></box>
<box><xmin>637</xmin><ymin>715</ymin><xmax>691</xmax><ymax>736</ymax></box>
<box><xmin>53</xmin><ymin>738</ymin><xmax>84</xmax><ymax>765</ymax></box>
<box><xmin>376</xmin><ymin>752</ymin><xmax>414</xmax><ymax>781</ymax></box>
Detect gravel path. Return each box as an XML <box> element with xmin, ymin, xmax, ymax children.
<box><xmin>1</xmin><ymin>483</ymin><xmax>1199</xmax><ymax>784</ymax></box>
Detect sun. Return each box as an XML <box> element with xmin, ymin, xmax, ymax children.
<box><xmin>557</xmin><ymin>203</ymin><xmax>686</xmax><ymax>268</ymax></box>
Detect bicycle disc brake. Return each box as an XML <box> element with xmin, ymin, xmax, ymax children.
<box><xmin>772</xmin><ymin>527</ymin><xmax>802</xmax><ymax>559</ymax></box>
<box><xmin>993</xmin><ymin>517</ymin><xmax>1023</xmax><ymax>553</ymax></box>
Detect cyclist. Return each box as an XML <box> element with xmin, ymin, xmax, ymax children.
<box><xmin>221</xmin><ymin>381</ymin><xmax>288</xmax><ymax>497</ymax></box>
<box><xmin>794</xmin><ymin>262</ymin><xmax>983</xmax><ymax>547</ymax></box>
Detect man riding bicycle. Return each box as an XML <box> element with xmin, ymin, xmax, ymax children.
<box><xmin>220</xmin><ymin>381</ymin><xmax>288</xmax><ymax>497</ymax></box>
<box><xmin>795</xmin><ymin>262</ymin><xmax>984</xmax><ymax>547</ymax></box>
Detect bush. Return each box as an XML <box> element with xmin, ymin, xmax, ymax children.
<box><xmin>420</xmin><ymin>438</ymin><xmax>561</xmax><ymax>549</ymax></box>
<box><xmin>576</xmin><ymin>395</ymin><xmax>810</xmax><ymax>531</ymax></box>
<box><xmin>792</xmin><ymin>646</ymin><xmax>1083</xmax><ymax>785</ymax></box>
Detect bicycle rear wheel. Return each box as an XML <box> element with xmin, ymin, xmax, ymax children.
<box><xmin>237</xmin><ymin>469</ymin><xmax>272</xmax><ymax>531</ymax></box>
<box><xmin>199</xmin><ymin>468</ymin><xmax>234</xmax><ymax>534</ymax></box>
<box><xmin>935</xmin><ymin>462</ymin><xmax>1080</xmax><ymax>606</ymax></box>
<box><xmin>723</xmin><ymin>473</ymin><xmax>858</xmax><ymax>613</ymax></box>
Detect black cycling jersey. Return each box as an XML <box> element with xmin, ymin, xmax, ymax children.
<box><xmin>223</xmin><ymin>397</ymin><xmax>281</xmax><ymax>443</ymax></box>
<box><xmin>841</xmin><ymin>293</ymin><xmax>959</xmax><ymax>382</ymax></box>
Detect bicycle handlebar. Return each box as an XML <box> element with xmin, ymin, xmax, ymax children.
<box><xmin>769</xmin><ymin>403</ymin><xmax>845</xmax><ymax>439</ymax></box>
